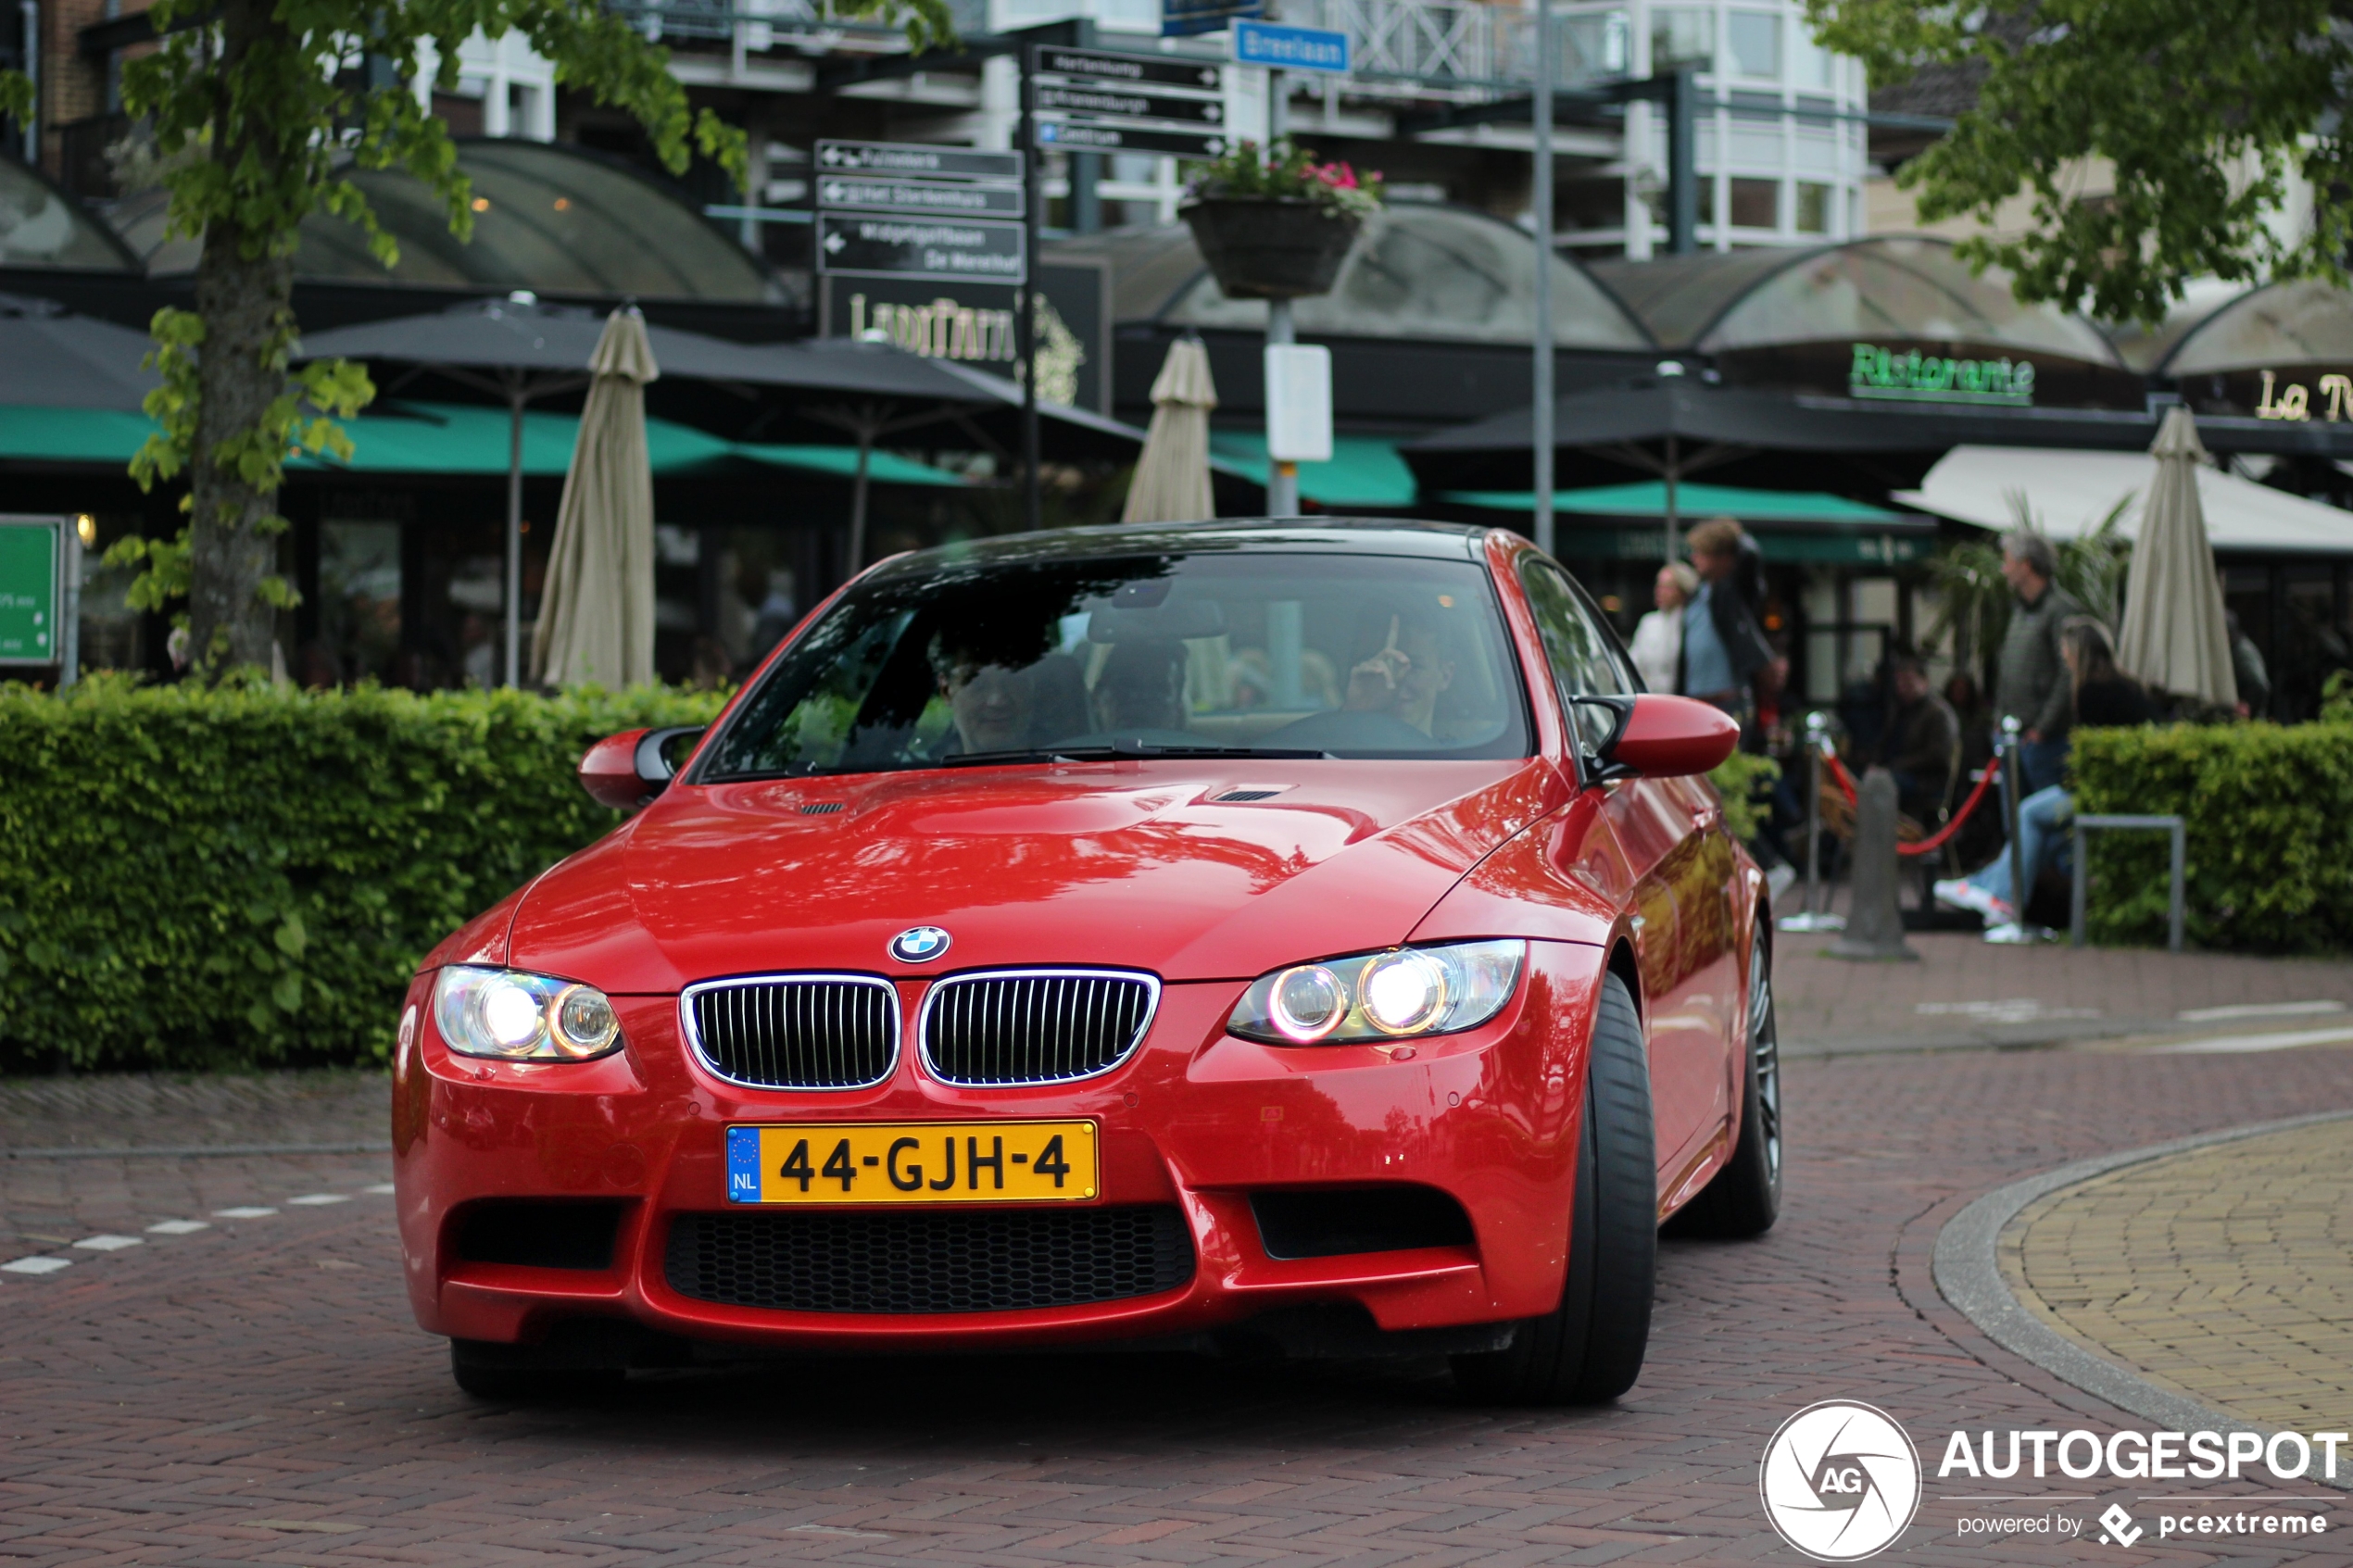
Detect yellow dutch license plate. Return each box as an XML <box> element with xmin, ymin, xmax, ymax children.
<box><xmin>725</xmin><ymin>1121</ymin><xmax>1098</xmax><ymax>1205</ymax></box>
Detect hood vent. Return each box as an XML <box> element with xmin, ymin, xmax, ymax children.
<box><xmin>799</xmin><ymin>802</ymin><xmax>846</xmax><ymax>815</ymax></box>
<box><xmin>1212</xmin><ymin>788</ymin><xmax>1284</xmax><ymax>803</ymax></box>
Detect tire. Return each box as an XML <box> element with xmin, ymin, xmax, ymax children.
<box><xmin>449</xmin><ymin>1341</ymin><xmax>624</xmax><ymax>1402</ymax></box>
<box><xmin>1451</xmin><ymin>970</ymin><xmax>1656</xmax><ymax>1405</ymax></box>
<box><xmin>1670</xmin><ymin>929</ymin><xmax>1783</xmax><ymax>1238</ymax></box>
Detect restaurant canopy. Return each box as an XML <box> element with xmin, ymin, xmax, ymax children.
<box><xmin>1896</xmin><ymin>445</ymin><xmax>2353</xmax><ymax>556</ymax></box>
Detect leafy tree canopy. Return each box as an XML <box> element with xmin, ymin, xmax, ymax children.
<box><xmin>0</xmin><ymin>0</ymin><xmax>949</xmax><ymax>673</ymax></box>
<box><xmin>1808</xmin><ymin>0</ymin><xmax>2353</xmax><ymax>323</ymax></box>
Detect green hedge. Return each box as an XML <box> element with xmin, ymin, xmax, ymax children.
<box><xmin>2073</xmin><ymin>721</ymin><xmax>2353</xmax><ymax>951</ymax></box>
<box><xmin>0</xmin><ymin>679</ymin><xmax>725</xmax><ymax>1072</ymax></box>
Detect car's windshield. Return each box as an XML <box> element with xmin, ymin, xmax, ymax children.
<box><xmin>698</xmin><ymin>550</ymin><xmax>1530</xmax><ymax>780</ymax></box>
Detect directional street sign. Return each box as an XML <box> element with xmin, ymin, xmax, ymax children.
<box><xmin>1032</xmin><ymin>46</ymin><xmax>1223</xmax><ymax>92</ymax></box>
<box><xmin>814</xmin><ymin>140</ymin><xmax>1026</xmax><ymax>183</ymax></box>
<box><xmin>1036</xmin><ymin>82</ymin><xmax>1225</xmax><ymax>125</ymax></box>
<box><xmin>1035</xmin><ymin>121</ymin><xmax>1228</xmax><ymax>158</ymax></box>
<box><xmin>1233</xmin><ymin>20</ymin><xmax>1352</xmax><ymax>73</ymax></box>
<box><xmin>817</xmin><ymin>214</ymin><xmax>1026</xmax><ymax>283</ymax></box>
<box><xmin>816</xmin><ymin>176</ymin><xmax>1026</xmax><ymax>220</ymax></box>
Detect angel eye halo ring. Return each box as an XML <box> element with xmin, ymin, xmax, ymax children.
<box><xmin>434</xmin><ymin>966</ymin><xmax>625</xmax><ymax>1061</ymax></box>
<box><xmin>1227</xmin><ymin>940</ymin><xmax>1526</xmax><ymax>1047</ymax></box>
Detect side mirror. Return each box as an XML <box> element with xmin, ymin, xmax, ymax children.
<box><xmin>578</xmin><ymin>726</ymin><xmax>706</xmax><ymax>811</ymax></box>
<box><xmin>1572</xmin><ymin>694</ymin><xmax>1739</xmax><ymax>781</ymax></box>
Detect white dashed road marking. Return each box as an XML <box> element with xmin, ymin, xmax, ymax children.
<box><xmin>6</xmin><ymin>1183</ymin><xmax>392</xmax><ymax>1281</ymax></box>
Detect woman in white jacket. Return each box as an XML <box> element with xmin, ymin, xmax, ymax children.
<box><xmin>1629</xmin><ymin>562</ymin><xmax>1699</xmax><ymax>694</ymax></box>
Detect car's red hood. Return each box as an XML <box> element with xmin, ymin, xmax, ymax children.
<box><xmin>506</xmin><ymin>759</ymin><xmax>1568</xmax><ymax>991</ymax></box>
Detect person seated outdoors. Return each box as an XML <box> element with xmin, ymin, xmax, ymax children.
<box><xmin>1344</xmin><ymin>611</ymin><xmax>1456</xmax><ymax>738</ymax></box>
<box><xmin>1871</xmin><ymin>653</ymin><xmax>1960</xmax><ymax>828</ymax></box>
<box><xmin>1935</xmin><ymin>621</ymin><xmax>2160</xmax><ymax>935</ymax></box>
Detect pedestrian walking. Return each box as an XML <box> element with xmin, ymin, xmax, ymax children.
<box><xmin>1679</xmin><ymin>518</ymin><xmax>1776</xmax><ymax>736</ymax></box>
<box><xmin>1629</xmin><ymin>561</ymin><xmax>1698</xmax><ymax>694</ymax></box>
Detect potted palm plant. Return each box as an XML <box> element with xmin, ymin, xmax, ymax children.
<box><xmin>1181</xmin><ymin>139</ymin><xmax>1383</xmax><ymax>300</ymax></box>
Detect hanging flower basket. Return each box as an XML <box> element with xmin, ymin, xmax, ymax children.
<box><xmin>1183</xmin><ymin>198</ymin><xmax>1362</xmax><ymax>299</ymax></box>
<box><xmin>1180</xmin><ymin>141</ymin><xmax>1382</xmax><ymax>301</ymax></box>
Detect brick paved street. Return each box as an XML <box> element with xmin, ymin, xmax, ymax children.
<box><xmin>6</xmin><ymin>1020</ymin><xmax>2353</xmax><ymax>1565</ymax></box>
<box><xmin>2006</xmin><ymin>1119</ymin><xmax>2353</xmax><ymax>1436</ymax></box>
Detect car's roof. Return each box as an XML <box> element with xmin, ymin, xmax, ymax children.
<box><xmin>868</xmin><ymin>518</ymin><xmax>1497</xmax><ymax>582</ymax></box>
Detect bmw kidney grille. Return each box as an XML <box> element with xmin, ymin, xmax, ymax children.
<box><xmin>684</xmin><ymin>976</ymin><xmax>899</xmax><ymax>1089</ymax></box>
<box><xmin>920</xmin><ymin>970</ymin><xmax>1159</xmax><ymax>1086</ymax></box>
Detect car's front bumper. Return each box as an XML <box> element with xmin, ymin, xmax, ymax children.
<box><xmin>392</xmin><ymin>940</ymin><xmax>1604</xmax><ymax>1359</ymax></box>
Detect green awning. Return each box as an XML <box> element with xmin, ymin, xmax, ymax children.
<box><xmin>0</xmin><ymin>399</ymin><xmax>968</xmax><ymax>487</ymax></box>
<box><xmin>1208</xmin><ymin>432</ymin><xmax>1419</xmax><ymax>508</ymax></box>
<box><xmin>1526</xmin><ymin>525</ymin><xmax>1932</xmax><ymax>565</ymax></box>
<box><xmin>1442</xmin><ymin>481</ymin><xmax>1913</xmax><ymax>525</ymax></box>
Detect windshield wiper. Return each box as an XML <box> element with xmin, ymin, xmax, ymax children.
<box><xmin>937</xmin><ymin>743</ymin><xmax>1331</xmax><ymax>768</ymax></box>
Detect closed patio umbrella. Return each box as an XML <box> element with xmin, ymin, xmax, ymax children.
<box><xmin>1122</xmin><ymin>339</ymin><xmax>1217</xmax><ymax>524</ymax></box>
<box><xmin>2117</xmin><ymin>406</ymin><xmax>2237</xmax><ymax>709</ymax></box>
<box><xmin>531</xmin><ymin>308</ymin><xmax>658</xmax><ymax>689</ymax></box>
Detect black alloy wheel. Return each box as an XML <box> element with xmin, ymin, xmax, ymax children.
<box><xmin>1450</xmin><ymin>969</ymin><xmax>1657</xmax><ymax>1405</ymax></box>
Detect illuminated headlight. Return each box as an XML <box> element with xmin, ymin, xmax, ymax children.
<box><xmin>434</xmin><ymin>966</ymin><xmax>623</xmax><ymax>1061</ymax></box>
<box><xmin>1227</xmin><ymin>940</ymin><xmax>1526</xmax><ymax>1046</ymax></box>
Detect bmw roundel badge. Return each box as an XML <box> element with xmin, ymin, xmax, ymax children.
<box><xmin>888</xmin><ymin>925</ymin><xmax>951</xmax><ymax>964</ymax></box>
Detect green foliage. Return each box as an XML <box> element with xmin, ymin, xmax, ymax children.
<box><xmin>1923</xmin><ymin>499</ymin><xmax>2131</xmax><ymax>684</ymax></box>
<box><xmin>2072</xmin><ymin>720</ymin><xmax>2353</xmax><ymax>951</ymax></box>
<box><xmin>1806</xmin><ymin>0</ymin><xmax>2353</xmax><ymax>323</ymax></box>
<box><xmin>1706</xmin><ymin>750</ymin><xmax>1780</xmax><ymax>847</ymax></box>
<box><xmin>2323</xmin><ymin>670</ymin><xmax>2353</xmax><ymax>725</ymax></box>
<box><xmin>0</xmin><ymin>679</ymin><xmax>724</xmax><ymax>1071</ymax></box>
<box><xmin>1186</xmin><ymin>139</ymin><xmax>1386</xmax><ymax>218</ymax></box>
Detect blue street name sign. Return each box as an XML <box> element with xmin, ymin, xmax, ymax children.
<box><xmin>1233</xmin><ymin>20</ymin><xmax>1350</xmax><ymax>73</ymax></box>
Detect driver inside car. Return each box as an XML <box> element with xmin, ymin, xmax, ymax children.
<box><xmin>933</xmin><ymin>646</ymin><xmax>1038</xmax><ymax>754</ymax></box>
<box><xmin>1343</xmin><ymin>611</ymin><xmax>1456</xmax><ymax>737</ymax></box>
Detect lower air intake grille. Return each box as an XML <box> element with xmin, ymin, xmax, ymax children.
<box><xmin>664</xmin><ymin>1206</ymin><xmax>1194</xmax><ymax>1314</ymax></box>
<box><xmin>684</xmin><ymin>977</ymin><xmax>899</xmax><ymax>1089</ymax></box>
<box><xmin>921</xmin><ymin>970</ymin><xmax>1158</xmax><ymax>1085</ymax></box>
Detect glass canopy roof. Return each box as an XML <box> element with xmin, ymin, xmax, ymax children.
<box><xmin>1051</xmin><ymin>206</ymin><xmax>1655</xmax><ymax>349</ymax></box>
<box><xmin>106</xmin><ymin>139</ymin><xmax>782</xmax><ymax>303</ymax></box>
<box><xmin>1590</xmin><ymin>237</ymin><xmax>2119</xmax><ymax>363</ymax></box>
<box><xmin>2158</xmin><ymin>279</ymin><xmax>2353</xmax><ymax>376</ymax></box>
<box><xmin>0</xmin><ymin>158</ymin><xmax>138</xmax><ymax>271</ymax></box>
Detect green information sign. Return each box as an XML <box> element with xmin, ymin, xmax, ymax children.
<box><xmin>0</xmin><ymin>519</ymin><xmax>60</xmax><ymax>665</ymax></box>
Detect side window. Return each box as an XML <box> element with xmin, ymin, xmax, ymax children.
<box><xmin>1518</xmin><ymin>559</ymin><xmax>1628</xmax><ymax>753</ymax></box>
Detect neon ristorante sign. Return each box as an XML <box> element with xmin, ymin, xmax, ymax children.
<box><xmin>1849</xmin><ymin>344</ymin><xmax>2037</xmax><ymax>406</ymax></box>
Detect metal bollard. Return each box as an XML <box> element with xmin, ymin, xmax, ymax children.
<box><xmin>1780</xmin><ymin>712</ymin><xmax>1846</xmax><ymax>933</ymax></box>
<box><xmin>1985</xmin><ymin>715</ymin><xmax>2039</xmax><ymax>943</ymax></box>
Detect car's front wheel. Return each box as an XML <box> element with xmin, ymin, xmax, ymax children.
<box><xmin>1451</xmin><ymin>969</ymin><xmax>1655</xmax><ymax>1405</ymax></box>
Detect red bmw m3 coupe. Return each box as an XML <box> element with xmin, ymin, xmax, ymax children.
<box><xmin>393</xmin><ymin>520</ymin><xmax>1781</xmax><ymax>1403</ymax></box>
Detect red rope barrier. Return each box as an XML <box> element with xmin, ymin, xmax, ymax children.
<box><xmin>1822</xmin><ymin>746</ymin><xmax>1859</xmax><ymax>805</ymax></box>
<box><xmin>1897</xmin><ymin>761</ymin><xmax>2000</xmax><ymax>858</ymax></box>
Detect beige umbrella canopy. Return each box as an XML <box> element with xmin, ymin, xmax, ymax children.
<box><xmin>2117</xmin><ymin>406</ymin><xmax>2237</xmax><ymax>710</ymax></box>
<box><xmin>532</xmin><ymin>307</ymin><xmax>660</xmax><ymax>688</ymax></box>
<box><xmin>1121</xmin><ymin>338</ymin><xmax>1217</xmax><ymax>524</ymax></box>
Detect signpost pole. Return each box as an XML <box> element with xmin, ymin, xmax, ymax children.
<box><xmin>1020</xmin><ymin>48</ymin><xmax>1043</xmax><ymax>533</ymax></box>
<box><xmin>1265</xmin><ymin>67</ymin><xmax>1299</xmax><ymax>520</ymax></box>
<box><xmin>1531</xmin><ymin>0</ymin><xmax>1554</xmax><ymax>557</ymax></box>
<box><xmin>59</xmin><ymin>518</ymin><xmax>80</xmax><ymax>689</ymax></box>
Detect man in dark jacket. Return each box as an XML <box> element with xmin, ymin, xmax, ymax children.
<box><xmin>1872</xmin><ymin>653</ymin><xmax>1959</xmax><ymax>826</ymax></box>
<box><xmin>1994</xmin><ymin>531</ymin><xmax>2081</xmax><ymax>795</ymax></box>
<box><xmin>1679</xmin><ymin>518</ymin><xmax>1775</xmax><ymax>739</ymax></box>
